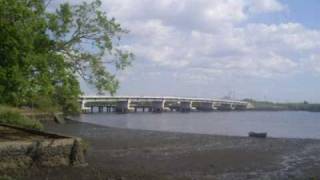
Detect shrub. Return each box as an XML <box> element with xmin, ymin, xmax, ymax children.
<box><xmin>0</xmin><ymin>106</ymin><xmax>43</xmax><ymax>130</ymax></box>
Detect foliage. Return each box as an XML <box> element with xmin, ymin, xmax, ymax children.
<box><xmin>0</xmin><ymin>105</ymin><xmax>43</xmax><ymax>130</ymax></box>
<box><xmin>243</xmin><ymin>99</ymin><xmax>320</xmax><ymax>112</ymax></box>
<box><xmin>0</xmin><ymin>175</ymin><xmax>15</xmax><ymax>180</ymax></box>
<box><xmin>0</xmin><ymin>0</ymin><xmax>133</xmax><ymax>113</ymax></box>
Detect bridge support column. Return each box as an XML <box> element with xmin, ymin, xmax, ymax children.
<box><xmin>234</xmin><ymin>104</ymin><xmax>248</xmax><ymax>110</ymax></box>
<box><xmin>152</xmin><ymin>100</ymin><xmax>165</xmax><ymax>112</ymax></box>
<box><xmin>81</xmin><ymin>100</ymin><xmax>86</xmax><ymax>112</ymax></box>
<box><xmin>115</xmin><ymin>100</ymin><xmax>132</xmax><ymax>113</ymax></box>
<box><xmin>197</xmin><ymin>102</ymin><xmax>215</xmax><ymax>111</ymax></box>
<box><xmin>98</xmin><ymin>106</ymin><xmax>104</xmax><ymax>113</ymax></box>
<box><xmin>180</xmin><ymin>101</ymin><xmax>192</xmax><ymax>112</ymax></box>
<box><xmin>217</xmin><ymin>103</ymin><xmax>234</xmax><ymax>111</ymax></box>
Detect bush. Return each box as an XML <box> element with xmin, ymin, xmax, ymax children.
<box><xmin>0</xmin><ymin>106</ymin><xmax>43</xmax><ymax>130</ymax></box>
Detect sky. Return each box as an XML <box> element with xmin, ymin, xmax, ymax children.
<box><xmin>57</xmin><ymin>0</ymin><xmax>320</xmax><ymax>102</ymax></box>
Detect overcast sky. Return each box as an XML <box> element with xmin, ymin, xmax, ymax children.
<box><xmin>60</xmin><ymin>0</ymin><xmax>320</xmax><ymax>102</ymax></box>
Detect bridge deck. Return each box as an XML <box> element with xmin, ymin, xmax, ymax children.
<box><xmin>79</xmin><ymin>96</ymin><xmax>249</xmax><ymax>113</ymax></box>
<box><xmin>79</xmin><ymin>96</ymin><xmax>247</xmax><ymax>104</ymax></box>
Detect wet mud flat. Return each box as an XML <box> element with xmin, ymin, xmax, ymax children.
<box><xmin>22</xmin><ymin>120</ymin><xmax>320</xmax><ymax>180</ymax></box>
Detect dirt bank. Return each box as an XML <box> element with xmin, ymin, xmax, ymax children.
<box><xmin>11</xmin><ymin>120</ymin><xmax>320</xmax><ymax>180</ymax></box>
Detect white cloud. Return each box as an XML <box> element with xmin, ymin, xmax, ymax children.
<box><xmin>125</xmin><ymin>20</ymin><xmax>320</xmax><ymax>77</ymax></box>
<box><xmin>247</xmin><ymin>0</ymin><xmax>285</xmax><ymax>13</ymax></box>
<box><xmin>55</xmin><ymin>0</ymin><xmax>320</xmax><ymax>99</ymax></box>
<box><xmin>245</xmin><ymin>23</ymin><xmax>320</xmax><ymax>51</ymax></box>
<box><xmin>305</xmin><ymin>55</ymin><xmax>320</xmax><ymax>74</ymax></box>
<box><xmin>92</xmin><ymin>0</ymin><xmax>320</xmax><ymax>81</ymax></box>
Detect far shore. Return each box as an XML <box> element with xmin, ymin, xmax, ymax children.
<box><xmin>12</xmin><ymin>119</ymin><xmax>320</xmax><ymax>180</ymax></box>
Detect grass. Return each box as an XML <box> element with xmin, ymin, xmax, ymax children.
<box><xmin>0</xmin><ymin>175</ymin><xmax>14</xmax><ymax>180</ymax></box>
<box><xmin>0</xmin><ymin>105</ymin><xmax>43</xmax><ymax>130</ymax></box>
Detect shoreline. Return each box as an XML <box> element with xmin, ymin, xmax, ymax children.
<box><xmin>68</xmin><ymin>117</ymin><xmax>320</xmax><ymax>141</ymax></box>
<box><xmin>12</xmin><ymin>119</ymin><xmax>320</xmax><ymax>180</ymax></box>
<box><xmin>71</xmin><ymin>111</ymin><xmax>320</xmax><ymax>140</ymax></box>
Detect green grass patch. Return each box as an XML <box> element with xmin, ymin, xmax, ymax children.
<box><xmin>0</xmin><ymin>175</ymin><xmax>15</xmax><ymax>180</ymax></box>
<box><xmin>0</xmin><ymin>105</ymin><xmax>43</xmax><ymax>130</ymax></box>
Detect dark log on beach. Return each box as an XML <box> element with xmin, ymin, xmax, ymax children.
<box><xmin>248</xmin><ymin>132</ymin><xmax>267</xmax><ymax>138</ymax></box>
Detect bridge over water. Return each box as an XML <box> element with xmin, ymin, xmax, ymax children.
<box><xmin>79</xmin><ymin>96</ymin><xmax>250</xmax><ymax>113</ymax></box>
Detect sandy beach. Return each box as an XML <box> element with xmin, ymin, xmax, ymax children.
<box><xmin>16</xmin><ymin>120</ymin><xmax>320</xmax><ymax>180</ymax></box>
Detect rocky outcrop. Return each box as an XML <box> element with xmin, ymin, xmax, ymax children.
<box><xmin>0</xmin><ymin>124</ymin><xmax>87</xmax><ymax>171</ymax></box>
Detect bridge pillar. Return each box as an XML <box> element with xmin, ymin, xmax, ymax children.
<box><xmin>197</xmin><ymin>102</ymin><xmax>215</xmax><ymax>111</ymax></box>
<box><xmin>217</xmin><ymin>103</ymin><xmax>234</xmax><ymax>111</ymax></box>
<box><xmin>80</xmin><ymin>100</ymin><xmax>91</xmax><ymax>113</ymax></box>
<box><xmin>152</xmin><ymin>100</ymin><xmax>165</xmax><ymax>112</ymax></box>
<box><xmin>180</xmin><ymin>101</ymin><xmax>192</xmax><ymax>112</ymax></box>
<box><xmin>115</xmin><ymin>100</ymin><xmax>132</xmax><ymax>113</ymax></box>
<box><xmin>98</xmin><ymin>106</ymin><xmax>104</xmax><ymax>113</ymax></box>
<box><xmin>234</xmin><ymin>104</ymin><xmax>247</xmax><ymax>110</ymax></box>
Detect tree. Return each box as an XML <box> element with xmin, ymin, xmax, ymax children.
<box><xmin>0</xmin><ymin>0</ymin><xmax>133</xmax><ymax>113</ymax></box>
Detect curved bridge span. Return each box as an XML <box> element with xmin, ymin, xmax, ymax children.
<box><xmin>79</xmin><ymin>96</ymin><xmax>249</xmax><ymax>113</ymax></box>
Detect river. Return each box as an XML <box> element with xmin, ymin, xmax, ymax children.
<box><xmin>74</xmin><ymin>111</ymin><xmax>320</xmax><ymax>139</ymax></box>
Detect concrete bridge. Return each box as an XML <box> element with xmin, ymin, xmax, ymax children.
<box><xmin>79</xmin><ymin>96</ymin><xmax>249</xmax><ymax>113</ymax></box>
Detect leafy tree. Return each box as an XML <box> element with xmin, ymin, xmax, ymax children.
<box><xmin>0</xmin><ymin>0</ymin><xmax>133</xmax><ymax>113</ymax></box>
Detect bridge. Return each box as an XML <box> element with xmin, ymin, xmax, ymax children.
<box><xmin>79</xmin><ymin>96</ymin><xmax>250</xmax><ymax>113</ymax></box>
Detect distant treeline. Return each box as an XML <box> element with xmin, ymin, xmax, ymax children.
<box><xmin>243</xmin><ymin>99</ymin><xmax>320</xmax><ymax>112</ymax></box>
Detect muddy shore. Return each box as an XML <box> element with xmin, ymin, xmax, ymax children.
<box><xmin>13</xmin><ymin>120</ymin><xmax>320</xmax><ymax>180</ymax></box>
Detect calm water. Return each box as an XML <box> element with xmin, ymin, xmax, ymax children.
<box><xmin>75</xmin><ymin>111</ymin><xmax>320</xmax><ymax>139</ymax></box>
